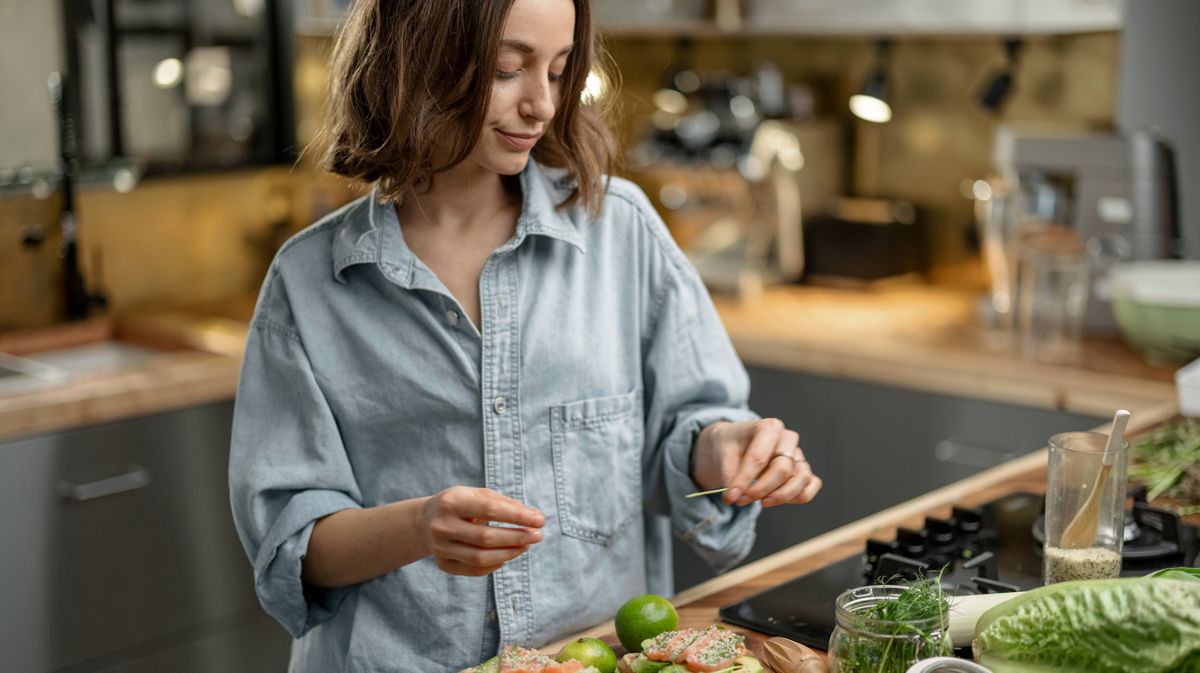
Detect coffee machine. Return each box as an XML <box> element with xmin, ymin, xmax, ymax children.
<box><xmin>978</xmin><ymin>126</ymin><xmax>1179</xmax><ymax>332</ymax></box>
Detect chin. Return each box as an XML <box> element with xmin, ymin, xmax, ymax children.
<box><xmin>490</xmin><ymin>153</ymin><xmax>532</xmax><ymax>176</ymax></box>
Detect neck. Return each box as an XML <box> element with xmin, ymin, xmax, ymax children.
<box><xmin>397</xmin><ymin>161</ymin><xmax>521</xmax><ymax>232</ymax></box>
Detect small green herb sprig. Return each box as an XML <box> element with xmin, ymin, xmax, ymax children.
<box><xmin>831</xmin><ymin>575</ymin><xmax>953</xmax><ymax>673</ymax></box>
<box><xmin>1131</xmin><ymin>419</ymin><xmax>1200</xmax><ymax>507</ymax></box>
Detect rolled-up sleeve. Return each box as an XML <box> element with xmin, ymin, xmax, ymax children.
<box><xmin>637</xmin><ymin>210</ymin><xmax>761</xmax><ymax>575</ymax></box>
<box><xmin>229</xmin><ymin>269</ymin><xmax>363</xmax><ymax>638</ymax></box>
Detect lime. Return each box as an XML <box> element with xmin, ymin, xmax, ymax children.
<box><xmin>556</xmin><ymin>637</ymin><xmax>617</xmax><ymax>673</ymax></box>
<box><xmin>614</xmin><ymin>594</ymin><xmax>679</xmax><ymax>653</ymax></box>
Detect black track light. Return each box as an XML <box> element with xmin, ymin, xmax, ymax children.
<box><xmin>850</xmin><ymin>39</ymin><xmax>893</xmax><ymax>124</ymax></box>
<box><xmin>979</xmin><ymin>39</ymin><xmax>1023</xmax><ymax>112</ymax></box>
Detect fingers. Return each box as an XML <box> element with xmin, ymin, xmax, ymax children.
<box><xmin>738</xmin><ymin>430</ymin><xmax>801</xmax><ymax>505</ymax></box>
<box><xmin>763</xmin><ymin>473</ymin><xmax>823</xmax><ymax>508</ymax></box>
<box><xmin>440</xmin><ymin>516</ymin><xmax>543</xmax><ymax>548</ymax></box>
<box><xmin>794</xmin><ymin>475</ymin><xmax>823</xmax><ymax>504</ymax></box>
<box><xmin>761</xmin><ymin>464</ymin><xmax>812</xmax><ymax>507</ymax></box>
<box><xmin>725</xmin><ymin>419</ymin><xmax>786</xmax><ymax>505</ymax></box>
<box><xmin>445</xmin><ymin>486</ymin><xmax>545</xmax><ymax>528</ymax></box>
<box><xmin>426</xmin><ymin>487</ymin><xmax>545</xmax><ymax>578</ymax></box>
<box><xmin>434</xmin><ymin>539</ymin><xmax>532</xmax><ymax>572</ymax></box>
<box><xmin>436</xmin><ymin>557</ymin><xmax>507</xmax><ymax>577</ymax></box>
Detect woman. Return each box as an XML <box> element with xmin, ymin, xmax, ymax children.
<box><xmin>228</xmin><ymin>0</ymin><xmax>821</xmax><ymax>671</ymax></box>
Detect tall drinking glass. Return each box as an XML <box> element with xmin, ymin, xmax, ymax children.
<box><xmin>1017</xmin><ymin>232</ymin><xmax>1089</xmax><ymax>365</ymax></box>
<box><xmin>1043</xmin><ymin>431</ymin><xmax>1129</xmax><ymax>584</ymax></box>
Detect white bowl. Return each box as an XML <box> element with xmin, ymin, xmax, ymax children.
<box><xmin>1109</xmin><ymin>260</ymin><xmax>1200</xmax><ymax>364</ymax></box>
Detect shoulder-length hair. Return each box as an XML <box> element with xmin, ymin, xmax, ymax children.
<box><xmin>313</xmin><ymin>0</ymin><xmax>619</xmax><ymax>215</ymax></box>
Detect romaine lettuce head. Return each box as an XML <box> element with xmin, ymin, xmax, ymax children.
<box><xmin>973</xmin><ymin>577</ymin><xmax>1200</xmax><ymax>673</ymax></box>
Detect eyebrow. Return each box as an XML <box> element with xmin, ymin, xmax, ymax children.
<box><xmin>500</xmin><ymin>39</ymin><xmax>574</xmax><ymax>57</ymax></box>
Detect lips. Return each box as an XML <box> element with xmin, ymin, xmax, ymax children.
<box><xmin>497</xmin><ymin>130</ymin><xmax>542</xmax><ymax>151</ymax></box>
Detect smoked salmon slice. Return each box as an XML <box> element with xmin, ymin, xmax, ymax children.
<box><xmin>642</xmin><ymin>627</ymin><xmax>709</xmax><ymax>662</ymax></box>
<box><xmin>683</xmin><ymin>629</ymin><xmax>745</xmax><ymax>672</ymax></box>
<box><xmin>495</xmin><ymin>645</ymin><xmax>597</xmax><ymax>673</ymax></box>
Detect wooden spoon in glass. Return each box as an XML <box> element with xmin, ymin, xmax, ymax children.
<box><xmin>1060</xmin><ymin>409</ymin><xmax>1130</xmax><ymax>549</ymax></box>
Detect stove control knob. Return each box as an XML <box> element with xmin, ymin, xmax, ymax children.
<box><xmin>953</xmin><ymin>505</ymin><xmax>984</xmax><ymax>534</ymax></box>
<box><xmin>864</xmin><ymin>538</ymin><xmax>898</xmax><ymax>574</ymax></box>
<box><xmin>925</xmin><ymin>516</ymin><xmax>957</xmax><ymax>546</ymax></box>
<box><xmin>896</xmin><ymin>527</ymin><xmax>929</xmax><ymax>557</ymax></box>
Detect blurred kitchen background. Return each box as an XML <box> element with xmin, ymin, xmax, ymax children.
<box><xmin>3</xmin><ymin>1</ymin><xmax>1200</xmax><ymax>672</ymax></box>
<box><xmin>2</xmin><ymin>0</ymin><xmax>1198</xmax><ymax>325</ymax></box>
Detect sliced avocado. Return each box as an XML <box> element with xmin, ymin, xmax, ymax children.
<box><xmin>657</xmin><ymin>666</ymin><xmax>690</xmax><ymax>673</ymax></box>
<box><xmin>629</xmin><ymin>653</ymin><xmax>671</xmax><ymax>673</ymax></box>
<box><xmin>474</xmin><ymin>655</ymin><xmax>499</xmax><ymax>673</ymax></box>
<box><xmin>734</xmin><ymin>656</ymin><xmax>764</xmax><ymax>673</ymax></box>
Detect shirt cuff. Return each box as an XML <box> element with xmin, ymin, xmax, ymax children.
<box><xmin>253</xmin><ymin>488</ymin><xmax>361</xmax><ymax>638</ymax></box>
<box><xmin>663</xmin><ymin>408</ymin><xmax>761</xmax><ymax>574</ymax></box>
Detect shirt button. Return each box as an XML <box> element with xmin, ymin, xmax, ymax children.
<box><xmin>493</xmin><ymin>396</ymin><xmax>507</xmax><ymax>414</ymax></box>
<box><xmin>446</xmin><ymin>310</ymin><xmax>459</xmax><ymax>326</ymax></box>
<box><xmin>489</xmin><ymin>609</ymin><xmax>498</xmax><ymax>622</ymax></box>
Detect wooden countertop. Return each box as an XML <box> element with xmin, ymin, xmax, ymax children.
<box><xmin>0</xmin><ymin>283</ymin><xmax>1181</xmax><ymax>441</ymax></box>
<box><xmin>712</xmin><ymin>283</ymin><xmax>1179</xmax><ymax>418</ymax></box>
<box><xmin>0</xmin><ymin>312</ymin><xmax>248</xmax><ymax>441</ymax></box>
<box><xmin>547</xmin><ymin>404</ymin><xmax>1187</xmax><ymax>666</ymax></box>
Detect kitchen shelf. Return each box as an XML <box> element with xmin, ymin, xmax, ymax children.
<box><xmin>738</xmin><ymin>0</ymin><xmax>1123</xmax><ymax>37</ymax></box>
<box><xmin>597</xmin><ymin>0</ymin><xmax>1122</xmax><ymax>38</ymax></box>
<box><xmin>293</xmin><ymin>0</ymin><xmax>1121</xmax><ymax>37</ymax></box>
<box><xmin>0</xmin><ymin>159</ymin><xmax>142</xmax><ymax>200</ymax></box>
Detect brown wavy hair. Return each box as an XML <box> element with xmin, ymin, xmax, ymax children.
<box><xmin>313</xmin><ymin>0</ymin><xmax>619</xmax><ymax>214</ymax></box>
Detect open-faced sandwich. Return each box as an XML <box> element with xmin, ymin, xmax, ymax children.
<box><xmin>619</xmin><ymin>626</ymin><xmax>764</xmax><ymax>673</ymax></box>
<box><xmin>463</xmin><ymin>644</ymin><xmax>600</xmax><ymax>673</ymax></box>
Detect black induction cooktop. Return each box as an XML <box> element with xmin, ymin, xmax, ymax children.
<box><xmin>718</xmin><ymin>490</ymin><xmax>1199</xmax><ymax>651</ymax></box>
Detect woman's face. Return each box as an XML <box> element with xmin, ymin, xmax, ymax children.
<box><xmin>467</xmin><ymin>0</ymin><xmax>575</xmax><ymax>176</ymax></box>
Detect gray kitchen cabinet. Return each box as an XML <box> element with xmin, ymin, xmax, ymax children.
<box><xmin>0</xmin><ymin>401</ymin><xmax>290</xmax><ymax>673</ymax></box>
<box><xmin>671</xmin><ymin>365</ymin><xmax>1104</xmax><ymax>590</ymax></box>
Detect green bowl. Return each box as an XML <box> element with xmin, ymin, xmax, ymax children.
<box><xmin>1109</xmin><ymin>261</ymin><xmax>1200</xmax><ymax>365</ymax></box>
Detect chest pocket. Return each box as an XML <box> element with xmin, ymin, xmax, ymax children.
<box><xmin>550</xmin><ymin>389</ymin><xmax>643</xmax><ymax>546</ymax></box>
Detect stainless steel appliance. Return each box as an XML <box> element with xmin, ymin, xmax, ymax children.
<box><xmin>977</xmin><ymin>127</ymin><xmax>1180</xmax><ymax>332</ymax></box>
<box><xmin>626</xmin><ymin>59</ymin><xmax>843</xmax><ymax>295</ymax></box>
<box><xmin>718</xmin><ymin>488</ymin><xmax>1199</xmax><ymax>652</ymax></box>
<box><xmin>634</xmin><ymin>119</ymin><xmax>844</xmax><ymax>295</ymax></box>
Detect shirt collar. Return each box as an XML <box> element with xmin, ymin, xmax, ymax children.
<box><xmin>515</xmin><ymin>158</ymin><xmax>587</xmax><ymax>254</ymax></box>
<box><xmin>331</xmin><ymin>158</ymin><xmax>587</xmax><ymax>284</ymax></box>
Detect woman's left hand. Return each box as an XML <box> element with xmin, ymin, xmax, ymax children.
<box><xmin>691</xmin><ymin>419</ymin><xmax>822</xmax><ymax>508</ymax></box>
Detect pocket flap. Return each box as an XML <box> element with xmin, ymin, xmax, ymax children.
<box><xmin>552</xmin><ymin>389</ymin><xmax>640</xmax><ymax>432</ymax></box>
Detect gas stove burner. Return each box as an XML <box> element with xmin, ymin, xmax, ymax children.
<box><xmin>1031</xmin><ymin>501</ymin><xmax>1187</xmax><ymax>564</ymax></box>
<box><xmin>861</xmin><ymin>505</ymin><xmax>1026</xmax><ymax>596</ymax></box>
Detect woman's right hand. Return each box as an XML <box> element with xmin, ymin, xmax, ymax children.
<box><xmin>418</xmin><ymin>486</ymin><xmax>545</xmax><ymax>577</ymax></box>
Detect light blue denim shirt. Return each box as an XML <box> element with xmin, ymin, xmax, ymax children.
<box><xmin>228</xmin><ymin>159</ymin><xmax>761</xmax><ymax>673</ymax></box>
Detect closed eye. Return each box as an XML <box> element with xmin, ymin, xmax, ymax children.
<box><xmin>496</xmin><ymin>69</ymin><xmax>565</xmax><ymax>83</ymax></box>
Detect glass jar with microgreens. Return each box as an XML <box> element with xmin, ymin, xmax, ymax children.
<box><xmin>827</xmin><ymin>584</ymin><xmax>953</xmax><ymax>673</ymax></box>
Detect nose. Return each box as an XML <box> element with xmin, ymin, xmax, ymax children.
<box><xmin>519</xmin><ymin>74</ymin><xmax>557</xmax><ymax>123</ymax></box>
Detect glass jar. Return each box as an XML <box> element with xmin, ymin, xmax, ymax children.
<box><xmin>1043</xmin><ymin>431</ymin><xmax>1129</xmax><ymax>584</ymax></box>
<box><xmin>827</xmin><ymin>585</ymin><xmax>952</xmax><ymax>673</ymax></box>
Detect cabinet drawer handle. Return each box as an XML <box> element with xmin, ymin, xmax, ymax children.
<box><xmin>59</xmin><ymin>464</ymin><xmax>151</xmax><ymax>501</ymax></box>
